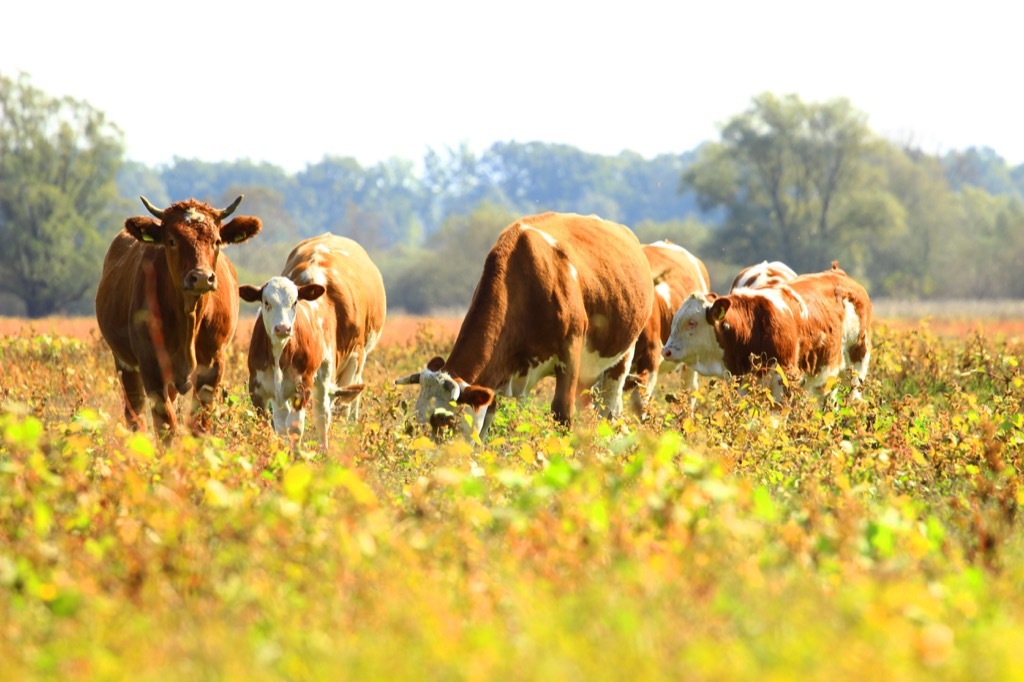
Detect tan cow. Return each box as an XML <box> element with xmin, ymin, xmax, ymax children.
<box><xmin>240</xmin><ymin>233</ymin><xmax>386</xmax><ymax>447</ymax></box>
<box><xmin>395</xmin><ymin>212</ymin><xmax>654</xmax><ymax>440</ymax></box>
<box><xmin>95</xmin><ymin>196</ymin><xmax>262</xmax><ymax>437</ymax></box>
<box><xmin>662</xmin><ymin>262</ymin><xmax>872</xmax><ymax>402</ymax></box>
<box><xmin>625</xmin><ymin>241</ymin><xmax>710</xmax><ymax>416</ymax></box>
<box><xmin>730</xmin><ymin>260</ymin><xmax>798</xmax><ymax>291</ymax></box>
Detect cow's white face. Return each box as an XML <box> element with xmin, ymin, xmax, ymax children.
<box><xmin>259</xmin><ymin>276</ymin><xmax>302</xmax><ymax>343</ymax></box>
<box><xmin>395</xmin><ymin>358</ymin><xmax>496</xmax><ymax>439</ymax></box>
<box><xmin>663</xmin><ymin>293</ymin><xmax>718</xmax><ymax>366</ymax></box>
<box><xmin>408</xmin><ymin>368</ymin><xmax>462</xmax><ymax>424</ymax></box>
<box><xmin>271</xmin><ymin>384</ymin><xmax>308</xmax><ymax>439</ymax></box>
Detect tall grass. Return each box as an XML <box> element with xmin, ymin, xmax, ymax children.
<box><xmin>1</xmin><ymin>320</ymin><xmax>1023</xmax><ymax>680</ymax></box>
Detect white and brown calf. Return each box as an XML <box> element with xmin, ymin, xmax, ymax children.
<box><xmin>662</xmin><ymin>263</ymin><xmax>872</xmax><ymax>403</ymax></box>
<box><xmin>241</xmin><ymin>234</ymin><xmax>386</xmax><ymax>446</ymax></box>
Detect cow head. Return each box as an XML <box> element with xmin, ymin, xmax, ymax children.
<box><xmin>125</xmin><ymin>195</ymin><xmax>262</xmax><ymax>295</ymax></box>
<box><xmin>395</xmin><ymin>356</ymin><xmax>495</xmax><ymax>439</ymax></box>
<box><xmin>662</xmin><ymin>292</ymin><xmax>724</xmax><ymax>364</ymax></box>
<box><xmin>239</xmin><ymin>276</ymin><xmax>326</xmax><ymax>344</ymax></box>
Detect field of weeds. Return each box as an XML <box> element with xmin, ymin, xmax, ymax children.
<box><xmin>2</xmin><ymin>313</ymin><xmax>1024</xmax><ymax>680</ymax></box>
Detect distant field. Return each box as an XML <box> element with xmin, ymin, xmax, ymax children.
<box><xmin>4</xmin><ymin>299</ymin><xmax>1024</xmax><ymax>342</ymax></box>
<box><xmin>0</xmin><ymin>314</ymin><xmax>465</xmax><ymax>347</ymax></box>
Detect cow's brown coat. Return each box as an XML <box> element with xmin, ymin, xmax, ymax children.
<box><xmin>95</xmin><ymin>196</ymin><xmax>261</xmax><ymax>436</ymax></box>
<box><xmin>397</xmin><ymin>212</ymin><xmax>654</xmax><ymax>438</ymax></box>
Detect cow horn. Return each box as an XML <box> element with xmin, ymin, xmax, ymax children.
<box><xmin>139</xmin><ymin>196</ymin><xmax>165</xmax><ymax>220</ymax></box>
<box><xmin>218</xmin><ymin>195</ymin><xmax>244</xmax><ymax>220</ymax></box>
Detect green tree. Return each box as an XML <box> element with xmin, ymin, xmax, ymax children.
<box><xmin>683</xmin><ymin>93</ymin><xmax>899</xmax><ymax>280</ymax></box>
<box><xmin>938</xmin><ymin>187</ymin><xmax>1024</xmax><ymax>298</ymax></box>
<box><xmin>0</xmin><ymin>72</ymin><xmax>124</xmax><ymax>316</ymax></box>
<box><xmin>383</xmin><ymin>202</ymin><xmax>516</xmax><ymax>313</ymax></box>
<box><xmin>867</xmin><ymin>144</ymin><xmax>959</xmax><ymax>298</ymax></box>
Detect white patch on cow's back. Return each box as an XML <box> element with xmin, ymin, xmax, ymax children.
<box><xmin>655</xmin><ymin>281</ymin><xmax>673</xmax><ymax>307</ymax></box>
<box><xmin>294</xmin><ymin>266</ymin><xmax>328</xmax><ymax>287</ymax></box>
<box><xmin>569</xmin><ymin>263</ymin><xmax>578</xmax><ymax>281</ymax></box>
<box><xmin>519</xmin><ymin>223</ymin><xmax>559</xmax><ymax>247</ymax></box>
<box><xmin>733</xmin><ymin>287</ymin><xmax>791</xmax><ymax>315</ymax></box>
<box><xmin>650</xmin><ymin>242</ymin><xmax>708</xmax><ymax>293</ymax></box>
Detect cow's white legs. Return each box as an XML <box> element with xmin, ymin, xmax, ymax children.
<box><xmin>596</xmin><ymin>345</ymin><xmax>634</xmax><ymax>418</ymax></box>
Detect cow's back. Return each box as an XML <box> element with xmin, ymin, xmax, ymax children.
<box><xmin>521</xmin><ymin>213</ymin><xmax>652</xmax><ymax>358</ymax></box>
<box><xmin>452</xmin><ymin>212</ymin><xmax>651</xmax><ymax>387</ymax></box>
<box><xmin>284</xmin><ymin>234</ymin><xmax>386</xmax><ymax>357</ymax></box>
<box><xmin>787</xmin><ymin>267</ymin><xmax>872</xmax><ymax>366</ymax></box>
<box><xmin>643</xmin><ymin>241</ymin><xmax>710</xmax><ymax>343</ymax></box>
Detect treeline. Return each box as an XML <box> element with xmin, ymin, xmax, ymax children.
<box><xmin>2</xmin><ymin>72</ymin><xmax>1024</xmax><ymax>317</ymax></box>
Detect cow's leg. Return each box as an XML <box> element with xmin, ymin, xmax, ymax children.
<box><xmin>679</xmin><ymin>363</ymin><xmax>699</xmax><ymax>411</ymax></box>
<box><xmin>147</xmin><ymin>387</ymin><xmax>177</xmax><ymax>440</ymax></box>
<box><xmin>480</xmin><ymin>398</ymin><xmax>499</xmax><ymax>441</ymax></box>
<box><xmin>117</xmin><ymin>362</ymin><xmax>148</xmax><ymax>431</ymax></box>
<box><xmin>138</xmin><ymin>358</ymin><xmax>177</xmax><ymax>439</ymax></box>
<box><xmin>189</xmin><ymin>351</ymin><xmax>227</xmax><ymax>435</ymax></box>
<box><xmin>627</xmin><ymin>369</ymin><xmax>650</xmax><ymax>418</ymax></box>
<box><xmin>333</xmin><ymin>352</ymin><xmax>361</xmax><ymax>421</ymax></box>
<box><xmin>848</xmin><ymin>342</ymin><xmax>871</xmax><ymax>402</ymax></box>
<box><xmin>595</xmin><ymin>345</ymin><xmax>634</xmax><ymax>419</ymax></box>
<box><xmin>313</xmin><ymin>372</ymin><xmax>331</xmax><ymax>449</ymax></box>
<box><xmin>552</xmin><ymin>336</ymin><xmax>584</xmax><ymax>426</ymax></box>
<box><xmin>248</xmin><ymin>373</ymin><xmax>269</xmax><ymax>418</ymax></box>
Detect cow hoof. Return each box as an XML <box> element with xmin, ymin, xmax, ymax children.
<box><xmin>176</xmin><ymin>380</ymin><xmax>193</xmax><ymax>395</ymax></box>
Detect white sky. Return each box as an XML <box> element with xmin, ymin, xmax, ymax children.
<box><xmin>3</xmin><ymin>0</ymin><xmax>1020</xmax><ymax>173</ymax></box>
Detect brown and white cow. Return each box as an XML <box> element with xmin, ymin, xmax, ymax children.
<box><xmin>395</xmin><ymin>212</ymin><xmax>654</xmax><ymax>440</ymax></box>
<box><xmin>662</xmin><ymin>262</ymin><xmax>872</xmax><ymax>402</ymax></box>
<box><xmin>625</xmin><ymin>241</ymin><xmax>710</xmax><ymax>416</ymax></box>
<box><xmin>240</xmin><ymin>233</ymin><xmax>386</xmax><ymax>447</ymax></box>
<box><xmin>95</xmin><ymin>196</ymin><xmax>262</xmax><ymax>436</ymax></box>
<box><xmin>730</xmin><ymin>260</ymin><xmax>798</xmax><ymax>292</ymax></box>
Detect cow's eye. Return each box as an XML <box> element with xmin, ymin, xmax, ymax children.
<box><xmin>265</xmin><ymin>301</ymin><xmax>271</xmax><ymax>309</ymax></box>
<box><xmin>167</xmin><ymin>237</ymin><xmax>177</xmax><ymax>248</ymax></box>
<box><xmin>687</xmin><ymin>319</ymin><xmax>698</xmax><ymax>329</ymax></box>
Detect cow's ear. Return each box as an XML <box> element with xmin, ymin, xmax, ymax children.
<box><xmin>426</xmin><ymin>356</ymin><xmax>446</xmax><ymax>372</ymax></box>
<box><xmin>219</xmin><ymin>216</ymin><xmax>262</xmax><ymax>244</ymax></box>
<box><xmin>708</xmin><ymin>297</ymin><xmax>731</xmax><ymax>324</ymax></box>
<box><xmin>331</xmin><ymin>383</ymin><xmax>364</xmax><ymax>404</ymax></box>
<box><xmin>457</xmin><ymin>385</ymin><xmax>494</xmax><ymax>409</ymax></box>
<box><xmin>298</xmin><ymin>283</ymin><xmax>326</xmax><ymax>301</ymax></box>
<box><xmin>395</xmin><ymin>372</ymin><xmax>421</xmax><ymax>385</ymax></box>
<box><xmin>238</xmin><ymin>284</ymin><xmax>263</xmax><ymax>303</ymax></box>
<box><xmin>125</xmin><ymin>216</ymin><xmax>162</xmax><ymax>244</ymax></box>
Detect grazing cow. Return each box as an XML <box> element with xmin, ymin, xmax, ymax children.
<box><xmin>240</xmin><ymin>233</ymin><xmax>386</xmax><ymax>447</ymax></box>
<box><xmin>95</xmin><ymin>196</ymin><xmax>262</xmax><ymax>436</ymax></box>
<box><xmin>662</xmin><ymin>262</ymin><xmax>872</xmax><ymax>402</ymax></box>
<box><xmin>730</xmin><ymin>260</ymin><xmax>798</xmax><ymax>291</ymax></box>
<box><xmin>395</xmin><ymin>212</ymin><xmax>654</xmax><ymax>440</ymax></box>
<box><xmin>625</xmin><ymin>241</ymin><xmax>711</xmax><ymax>416</ymax></box>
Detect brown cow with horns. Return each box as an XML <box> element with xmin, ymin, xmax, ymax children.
<box><xmin>95</xmin><ymin>195</ymin><xmax>262</xmax><ymax>437</ymax></box>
